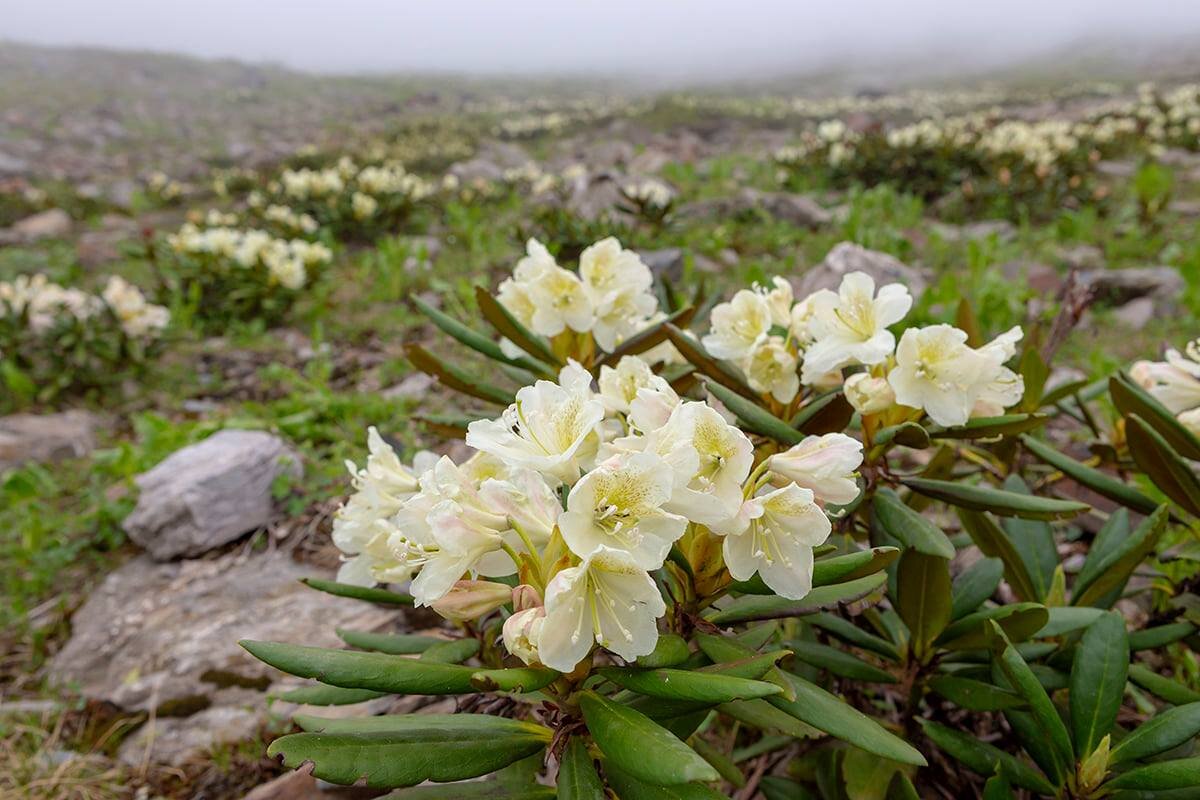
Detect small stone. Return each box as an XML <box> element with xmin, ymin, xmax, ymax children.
<box><xmin>1112</xmin><ymin>297</ymin><xmax>1155</xmax><ymax>330</ymax></box>
<box><xmin>1058</xmin><ymin>244</ymin><xmax>1106</xmax><ymax>271</ymax></box>
<box><xmin>638</xmin><ymin>248</ymin><xmax>685</xmax><ymax>282</ymax></box>
<box><xmin>12</xmin><ymin>208</ymin><xmax>71</xmax><ymax>241</ymax></box>
<box><xmin>122</xmin><ymin>430</ymin><xmax>303</xmax><ymax>560</ymax></box>
<box><xmin>0</xmin><ymin>410</ymin><xmax>98</xmax><ymax>470</ymax></box>
<box><xmin>797</xmin><ymin>242</ymin><xmax>931</xmax><ymax>299</ymax></box>
<box><xmin>930</xmin><ymin>219</ymin><xmax>1016</xmax><ymax>243</ymax></box>
<box><xmin>383</xmin><ymin>372</ymin><xmax>435</xmax><ymax>400</ymax></box>
<box><xmin>1079</xmin><ymin>266</ymin><xmax>1185</xmax><ymax>306</ymax></box>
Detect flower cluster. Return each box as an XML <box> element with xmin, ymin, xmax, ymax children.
<box><xmin>1132</xmin><ymin>338</ymin><xmax>1200</xmax><ymax>435</ymax></box>
<box><xmin>0</xmin><ymin>273</ymin><xmax>168</xmax><ymax>340</ymax></box>
<box><xmin>497</xmin><ymin>237</ymin><xmax>675</xmax><ymax>355</ymax></box>
<box><xmin>168</xmin><ymin>223</ymin><xmax>332</xmax><ymax>291</ymax></box>
<box><xmin>334</xmin><ymin>358</ymin><xmax>861</xmax><ymax>671</ymax></box>
<box><xmin>704</xmin><ymin>271</ymin><xmax>1024</xmax><ymax>426</ymax></box>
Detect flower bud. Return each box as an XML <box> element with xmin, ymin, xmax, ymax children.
<box><xmin>844</xmin><ymin>373</ymin><xmax>896</xmax><ymax>415</ymax></box>
<box><xmin>430</xmin><ymin>580</ymin><xmax>513</xmax><ymax>622</ymax></box>
<box><xmin>512</xmin><ymin>584</ymin><xmax>543</xmax><ymax>612</ymax></box>
<box><xmin>502</xmin><ymin>607</ymin><xmax>545</xmax><ymax>666</ymax></box>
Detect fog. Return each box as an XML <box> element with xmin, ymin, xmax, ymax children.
<box><xmin>6</xmin><ymin>0</ymin><xmax>1200</xmax><ymax>82</ymax></box>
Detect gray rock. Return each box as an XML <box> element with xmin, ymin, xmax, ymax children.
<box><xmin>48</xmin><ymin>549</ymin><xmax>394</xmax><ymax>716</ymax></box>
<box><xmin>0</xmin><ymin>150</ymin><xmax>29</xmax><ymax>175</ymax></box>
<box><xmin>0</xmin><ymin>410</ymin><xmax>98</xmax><ymax>470</ymax></box>
<box><xmin>1000</xmin><ymin>261</ymin><xmax>1062</xmax><ymax>295</ymax></box>
<box><xmin>123</xmin><ymin>430</ymin><xmax>302</xmax><ymax>560</ymax></box>
<box><xmin>1168</xmin><ymin>199</ymin><xmax>1200</xmax><ymax>218</ymax></box>
<box><xmin>677</xmin><ymin>189</ymin><xmax>830</xmax><ymax>229</ymax></box>
<box><xmin>1112</xmin><ymin>297</ymin><xmax>1155</xmax><ymax>330</ymax></box>
<box><xmin>12</xmin><ymin>208</ymin><xmax>71</xmax><ymax>241</ymax></box>
<box><xmin>797</xmin><ymin>242</ymin><xmax>931</xmax><ymax>299</ymax></box>
<box><xmin>1058</xmin><ymin>244</ymin><xmax>1106</xmax><ymax>271</ymax></box>
<box><xmin>930</xmin><ymin>219</ymin><xmax>1016</xmax><ymax>244</ymax></box>
<box><xmin>1079</xmin><ymin>266</ymin><xmax>1186</xmax><ymax>306</ymax></box>
<box><xmin>638</xmin><ymin>248</ymin><xmax>685</xmax><ymax>282</ymax></box>
<box><xmin>118</xmin><ymin>705</ymin><xmax>260</xmax><ymax>767</ymax></box>
<box><xmin>1095</xmin><ymin>160</ymin><xmax>1137</xmax><ymax>178</ymax></box>
<box><xmin>565</xmin><ymin>173</ymin><xmax>627</xmax><ymax>221</ymax></box>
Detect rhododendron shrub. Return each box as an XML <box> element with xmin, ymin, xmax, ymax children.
<box><xmin>242</xmin><ymin>239</ymin><xmax>1199</xmax><ymax>798</ymax></box>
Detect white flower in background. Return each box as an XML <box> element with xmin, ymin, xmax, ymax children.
<box><xmin>598</xmin><ymin>355</ymin><xmax>674</xmax><ymax>415</ymax></box>
<box><xmin>759</xmin><ymin>277</ymin><xmax>794</xmax><ymax>327</ymax></box>
<box><xmin>352</xmin><ymin>192</ymin><xmax>379</xmax><ymax>220</ymax></box>
<box><xmin>623</xmin><ymin>179</ymin><xmax>674</xmax><ymax>209</ymax></box>
<box><xmin>1131</xmin><ymin>339</ymin><xmax>1200</xmax><ymax>414</ymax></box>
<box><xmin>559</xmin><ymin>451</ymin><xmax>687</xmax><ymax>568</ymax></box>
<box><xmin>789</xmin><ymin>295</ymin><xmax>818</xmax><ymax>346</ymax></box>
<box><xmin>466</xmin><ymin>361</ymin><xmax>605</xmax><ymax>484</ymax></box>
<box><xmin>332</xmin><ymin>428</ymin><xmax>434</xmax><ymax>586</ymax></box>
<box><xmin>703</xmin><ymin>289</ymin><xmax>772</xmax><ymax>361</ymax></box>
<box><xmin>973</xmin><ymin>327</ymin><xmax>1026</xmax><ymax>417</ymax></box>
<box><xmin>647</xmin><ymin>401</ymin><xmax>754</xmax><ymax>528</ymax></box>
<box><xmin>712</xmin><ymin>483</ymin><xmax>831</xmax><ymax>600</ymax></box>
<box><xmin>503</xmin><ymin>606</ymin><xmax>546</xmax><ymax>665</ymax></box>
<box><xmin>101</xmin><ymin>276</ymin><xmax>170</xmax><ymax>338</ymax></box>
<box><xmin>537</xmin><ymin>546</ymin><xmax>665</xmax><ymax>671</ymax></box>
<box><xmin>578</xmin><ymin>238</ymin><xmax>656</xmax><ymax>351</ymax></box>
<box><xmin>801</xmin><ymin>272</ymin><xmax>912</xmax><ymax>384</ymax></box>
<box><xmin>888</xmin><ymin>325</ymin><xmax>989</xmax><ymax>427</ymax></box>
<box><xmin>844</xmin><ymin>372</ymin><xmax>896</xmax><ymax>415</ymax></box>
<box><xmin>517</xmin><ymin>242</ymin><xmax>594</xmax><ymax>337</ymax></box>
<box><xmin>744</xmin><ymin>336</ymin><xmax>800</xmax><ymax>404</ymax></box>
<box><xmin>770</xmin><ymin>433</ymin><xmax>863</xmax><ymax>506</ymax></box>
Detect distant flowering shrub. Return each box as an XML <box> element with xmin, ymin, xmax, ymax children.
<box><xmin>161</xmin><ymin>222</ymin><xmax>332</xmax><ymax>326</ymax></box>
<box><xmin>0</xmin><ymin>273</ymin><xmax>168</xmax><ymax>405</ymax></box>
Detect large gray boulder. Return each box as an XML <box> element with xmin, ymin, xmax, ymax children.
<box><xmin>123</xmin><ymin>430</ymin><xmax>302</xmax><ymax>560</ymax></box>
<box><xmin>0</xmin><ymin>410</ymin><xmax>98</xmax><ymax>470</ymax></box>
<box><xmin>11</xmin><ymin>208</ymin><xmax>71</xmax><ymax>241</ymax></box>
<box><xmin>797</xmin><ymin>242</ymin><xmax>931</xmax><ymax>299</ymax></box>
<box><xmin>1079</xmin><ymin>266</ymin><xmax>1185</xmax><ymax>306</ymax></box>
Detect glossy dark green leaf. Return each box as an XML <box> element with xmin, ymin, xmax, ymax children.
<box><xmin>277</xmin><ymin>683</ymin><xmax>387</xmax><ymax>706</ymax></box>
<box><xmin>663</xmin><ymin>322</ymin><xmax>757</xmax><ymax>399</ymax></box>
<box><xmin>930</xmin><ymin>414</ymin><xmax>1047</xmax><ymax>440</ymax></box>
<box><xmin>903</xmin><ymin>477</ymin><xmax>1089</xmax><ymax>521</ymax></box>
<box><xmin>1070</xmin><ymin>611</ymin><xmax>1129</xmax><ymax>759</ymax></box>
<box><xmin>807</xmin><ymin>612</ymin><xmax>901</xmax><ymax>661</ymax></box>
<box><xmin>769</xmin><ymin>672</ymin><xmax>926</xmax><ymax>766</ymax></box>
<box><xmin>404</xmin><ymin>342</ymin><xmax>514</xmax><ymax>405</ymax></box>
<box><xmin>951</xmin><ymin>557</ymin><xmax>1004</xmax><ymax>620</ymax></box>
<box><xmin>918</xmin><ymin>719</ymin><xmax>1055</xmax><ymax>794</ymax></box>
<box><xmin>1126</xmin><ymin>414</ymin><xmax>1200</xmax><ymax>517</ymax></box>
<box><xmin>874</xmin><ymin>489</ymin><xmax>956</xmax><ymax>559</ymax></box>
<box><xmin>1129</xmin><ymin>622</ymin><xmax>1197</xmax><ymax>651</ymax></box>
<box><xmin>812</xmin><ymin>547</ymin><xmax>901</xmax><ymax>586</ymax></box>
<box><xmin>1020</xmin><ymin>434</ymin><xmax>1158</xmax><ymax>515</ymax></box>
<box><xmin>999</xmin><ymin>475</ymin><xmax>1058</xmax><ymax>601</ymax></box>
<box><xmin>1110</xmin><ymin>703</ymin><xmax>1200</xmax><ymax>765</ymax></box>
<box><xmin>690</xmin><ymin>737</ymin><xmax>745</xmax><ymax>788</ymax></box>
<box><xmin>1128</xmin><ymin>664</ymin><xmax>1200</xmax><ymax>705</ymax></box>
<box><xmin>601</xmin><ymin>763</ymin><xmax>728</xmax><ymax>799</ymax></box>
<box><xmin>873</xmin><ymin>422</ymin><xmax>931</xmax><ymax>450</ymax></box>
<box><xmin>558</xmin><ymin>736</ymin><xmax>605</xmax><ymax>800</ymax></box>
<box><xmin>579</xmin><ymin>691</ymin><xmax>719</xmax><ymax>785</ymax></box>
<box><xmin>936</xmin><ymin>603</ymin><xmax>1049</xmax><ymax>651</ymax></box>
<box><xmin>993</xmin><ymin>631</ymin><xmax>1074</xmax><ymax>785</ymax></box>
<box><xmin>703</xmin><ymin>379</ymin><xmax>804</xmax><ymax>444</ymax></box>
<box><xmin>958</xmin><ymin>509</ymin><xmax>1041</xmax><ymax>602</ymax></box>
<box><xmin>981</xmin><ymin>773</ymin><xmax>1014</xmax><ymax>800</ymax></box>
<box><xmin>475</xmin><ymin>285</ymin><xmax>560</xmax><ymax>366</ymax></box>
<box><xmin>761</xmin><ymin>777</ymin><xmax>812</xmax><ymax>800</ymax></box>
<box><xmin>1072</xmin><ymin>505</ymin><xmax>1170</xmax><ymax>608</ymax></box>
<box><xmin>1035</xmin><ymin>607</ymin><xmax>1105</xmax><ymax>638</ymax></box>
<box><xmin>421</xmin><ymin>638</ymin><xmax>480</xmax><ymax>664</ymax></box>
<box><xmin>470</xmin><ymin>666</ymin><xmax>561</xmax><ymax>693</ymax></box>
<box><xmin>928</xmin><ymin>675</ymin><xmax>1025</xmax><ymax>711</ymax></box>
<box><xmin>706</xmin><ymin>572</ymin><xmax>886</xmax><ymax>624</ymax></box>
<box><xmin>896</xmin><ymin>550</ymin><xmax>952</xmax><ymax>661</ymax></box>
<box><xmin>885</xmin><ymin>772</ymin><xmax>920</xmax><ymax>800</ymax></box>
<box><xmin>638</xmin><ymin>634</ymin><xmax>692</xmax><ymax>668</ymax></box>
<box><xmin>302</xmin><ymin>578</ymin><xmax>413</xmax><ymax>606</ymax></box>
<box><xmin>267</xmin><ymin>715</ymin><xmax>550</xmax><ymax>789</ymax></box>
<box><xmin>412</xmin><ymin>294</ymin><xmax>551</xmax><ymax>375</ymax></box>
<box><xmin>1111</xmin><ymin>372</ymin><xmax>1200</xmax><ymax>461</ymax></box>
<box><xmin>598</xmin><ymin>666</ymin><xmax>781</xmax><ymax>703</ymax></box>
<box><xmin>336</xmin><ymin>629</ymin><xmax>440</xmax><ymax>654</ymax></box>
<box><xmin>786</xmin><ymin>640</ymin><xmax>898</xmax><ymax>683</ymax></box>
<box><xmin>1105</xmin><ymin>758</ymin><xmax>1200</xmax><ymax>791</ymax></box>
<box><xmin>379</xmin><ymin>783</ymin><xmax>554</xmax><ymax>799</ymax></box>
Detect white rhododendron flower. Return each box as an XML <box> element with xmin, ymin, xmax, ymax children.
<box><xmin>538</xmin><ymin>546</ymin><xmax>666</xmax><ymax>671</ymax></box>
<box><xmin>559</xmin><ymin>451</ymin><xmax>688</xmax><ymax>569</ymax></box>
<box><xmin>760</xmin><ymin>276</ymin><xmax>794</xmax><ymax>327</ymax></box>
<box><xmin>503</xmin><ymin>606</ymin><xmax>546</xmax><ymax>666</ymax></box>
<box><xmin>714</xmin><ymin>483</ymin><xmax>832</xmax><ymax>600</ymax></box>
<box><xmin>578</xmin><ymin>238</ymin><xmax>657</xmax><ymax>351</ymax></box>
<box><xmin>744</xmin><ymin>336</ymin><xmax>800</xmax><ymax>403</ymax></box>
<box><xmin>598</xmin><ymin>355</ymin><xmax>673</xmax><ymax>415</ymax></box>
<box><xmin>702</xmin><ymin>289</ymin><xmax>772</xmax><ymax>361</ymax></box>
<box><xmin>973</xmin><ymin>327</ymin><xmax>1026</xmax><ymax>417</ymax></box>
<box><xmin>467</xmin><ymin>361</ymin><xmax>605</xmax><ymax>484</ymax></box>
<box><xmin>801</xmin><ymin>271</ymin><xmax>912</xmax><ymax>384</ymax></box>
<box><xmin>1131</xmin><ymin>340</ymin><xmax>1200</xmax><ymax>414</ymax></box>
<box><xmin>844</xmin><ymin>372</ymin><xmax>896</xmax><ymax>415</ymax></box>
<box><xmin>770</xmin><ymin>433</ymin><xmax>864</xmax><ymax>506</ymax></box>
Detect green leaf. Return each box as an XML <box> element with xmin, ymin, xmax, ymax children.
<box><xmin>1111</xmin><ymin>372</ymin><xmax>1200</xmax><ymax>461</ymax></box>
<box><xmin>1035</xmin><ymin>607</ymin><xmax>1105</xmax><ymax>638</ymax></box>
<box><xmin>1105</xmin><ymin>758</ymin><xmax>1200</xmax><ymax>791</ymax></box>
<box><xmin>958</xmin><ymin>509</ymin><xmax>1041</xmax><ymax>602</ymax></box>
<box><xmin>703</xmin><ymin>379</ymin><xmax>804</xmax><ymax>444</ymax></box>
<box><xmin>302</xmin><ymin>578</ymin><xmax>414</xmax><ymax>606</ymax></box>
<box><xmin>1126</xmin><ymin>414</ymin><xmax>1200</xmax><ymax>516</ymax></box>
<box><xmin>294</xmin><ymin>714</ymin><xmax>550</xmax><ymax>736</ymax></box>
<box><xmin>928</xmin><ymin>675</ymin><xmax>1025</xmax><ymax>711</ymax></box>
<box><xmin>930</xmin><ymin>414</ymin><xmax>1047</xmax><ymax>440</ymax></box>
<box><xmin>769</xmin><ymin>673</ymin><xmax>927</xmax><ymax>767</ymax></box>
<box><xmin>267</xmin><ymin>715</ymin><xmax>550</xmax><ymax>789</ymax></box>
<box><xmin>277</xmin><ymin>683</ymin><xmax>387</xmax><ymax>706</ymax></box>
<box><xmin>601</xmin><ymin>763</ymin><xmax>728</xmax><ymax>799</ymax></box>
<box><xmin>1074</xmin><ymin>509</ymin><xmax>1131</xmax><ymax>600</ymax></box>
<box><xmin>558</xmin><ymin>736</ymin><xmax>605</xmax><ymax>800</ymax></box>
<box><xmin>992</xmin><ymin>631</ymin><xmax>1074</xmax><ymax>785</ymax></box>
<box><xmin>919</xmin><ymin>719</ymin><xmax>1055</xmax><ymax>794</ymax></box>
<box><xmin>638</xmin><ymin>634</ymin><xmax>692</xmax><ymax>668</ymax></box>
<box><xmin>1070</xmin><ymin>611</ymin><xmax>1130</xmax><ymax>759</ymax></box>
<box><xmin>999</xmin><ymin>476</ymin><xmax>1059</xmax><ymax>601</ymax></box>
<box><xmin>404</xmin><ymin>342</ymin><xmax>514</xmax><ymax>405</ymax></box>
<box><xmin>951</xmin><ymin>557</ymin><xmax>1004</xmax><ymax>620</ymax></box>
<box><xmin>663</xmin><ymin>322</ymin><xmax>757</xmax><ymax>399</ymax></box>
<box><xmin>786</xmin><ymin>640</ymin><xmax>898</xmax><ymax>683</ymax></box>
<box><xmin>1129</xmin><ymin>622</ymin><xmax>1197</xmax><ymax>651</ymax></box>
<box><xmin>903</xmin><ymin>478</ymin><xmax>1089</xmax><ymax>520</ymax></box>
<box><xmin>421</xmin><ymin>638</ymin><xmax>481</xmax><ymax>664</ymax></box>
<box><xmin>597</xmin><ymin>666</ymin><xmax>781</xmax><ymax>703</ymax></box>
<box><xmin>884</xmin><ymin>771</ymin><xmax>920</xmax><ymax>800</ymax></box>
<box><xmin>1020</xmin><ymin>434</ymin><xmax>1158</xmax><ymax>515</ymax></box>
<box><xmin>1072</xmin><ymin>505</ymin><xmax>1170</xmax><ymax>608</ymax></box>
<box><xmin>1110</xmin><ymin>703</ymin><xmax>1200</xmax><ymax>765</ymax></box>
<box><xmin>936</xmin><ymin>603</ymin><xmax>1048</xmax><ymax>651</ymax></box>
<box><xmin>412</xmin><ymin>294</ymin><xmax>551</xmax><ymax>376</ymax></box>
<box><xmin>718</xmin><ymin>698</ymin><xmax>818</xmax><ymax>739</ymax></box>
<box><xmin>690</xmin><ymin>737</ymin><xmax>745</xmax><ymax>788</ymax></box>
<box><xmin>808</xmin><ymin>613</ymin><xmax>901</xmax><ymax>661</ymax></box>
<box><xmin>896</xmin><ymin>550</ymin><xmax>952</xmax><ymax>661</ymax></box>
<box><xmin>792</xmin><ymin>391</ymin><xmax>855</xmax><ymax>435</ymax></box>
<box><xmin>813</xmin><ymin>547</ymin><xmax>901</xmax><ymax>586</ymax></box>
<box><xmin>872</xmin><ymin>422</ymin><xmax>931</xmax><ymax>450</ymax></box>
<box><xmin>470</xmin><ymin>666</ymin><xmax>561</xmax><ymax>693</ymax></box>
<box><xmin>1128</xmin><ymin>664</ymin><xmax>1200</xmax><ymax>705</ymax></box>
<box><xmin>706</xmin><ymin>572</ymin><xmax>886</xmax><ymax>624</ymax></box>
<box><xmin>981</xmin><ymin>773</ymin><xmax>1014</xmax><ymax>800</ymax></box>
<box><xmin>336</xmin><ymin>629</ymin><xmax>440</xmax><ymax>654</ymax></box>
<box><xmin>578</xmin><ymin>690</ymin><xmax>719</xmax><ymax>785</ymax></box>
<box><xmin>873</xmin><ymin>489</ymin><xmax>956</xmax><ymax>559</ymax></box>
<box><xmin>475</xmin><ymin>285</ymin><xmax>560</xmax><ymax>367</ymax></box>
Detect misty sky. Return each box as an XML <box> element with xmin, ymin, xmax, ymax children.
<box><xmin>6</xmin><ymin>1</ymin><xmax>1200</xmax><ymax>78</ymax></box>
